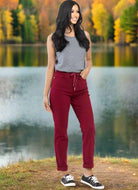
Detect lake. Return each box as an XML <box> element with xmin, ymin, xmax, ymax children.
<box><xmin>0</xmin><ymin>45</ymin><xmax>138</xmax><ymax>167</ymax></box>
<box><xmin>0</xmin><ymin>44</ymin><xmax>137</xmax><ymax>67</ymax></box>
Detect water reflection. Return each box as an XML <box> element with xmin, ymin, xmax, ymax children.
<box><xmin>0</xmin><ymin>115</ymin><xmax>137</xmax><ymax>167</ymax></box>
<box><xmin>0</xmin><ymin>45</ymin><xmax>137</xmax><ymax>67</ymax></box>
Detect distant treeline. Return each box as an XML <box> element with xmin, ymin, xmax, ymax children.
<box><xmin>0</xmin><ymin>0</ymin><xmax>138</xmax><ymax>44</ymax></box>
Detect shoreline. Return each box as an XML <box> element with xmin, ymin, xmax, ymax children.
<box><xmin>0</xmin><ymin>42</ymin><xmax>137</xmax><ymax>47</ymax></box>
<box><xmin>0</xmin><ymin>155</ymin><xmax>137</xmax><ymax>189</ymax></box>
<box><xmin>1</xmin><ymin>155</ymin><xmax>138</xmax><ymax>169</ymax></box>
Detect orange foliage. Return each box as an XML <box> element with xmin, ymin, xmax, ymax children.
<box><xmin>39</xmin><ymin>8</ymin><xmax>50</xmax><ymax>41</ymax></box>
<box><xmin>0</xmin><ymin>0</ymin><xmax>19</xmax><ymax>10</ymax></box>
<box><xmin>33</xmin><ymin>0</ymin><xmax>56</xmax><ymax>13</ymax></box>
<box><xmin>82</xmin><ymin>8</ymin><xmax>93</xmax><ymax>35</ymax></box>
<box><xmin>128</xmin><ymin>0</ymin><xmax>135</xmax><ymax>3</ymax></box>
<box><xmin>0</xmin><ymin>0</ymin><xmax>5</xmax><ymax>9</ymax></box>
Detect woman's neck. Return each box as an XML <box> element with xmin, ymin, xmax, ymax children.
<box><xmin>65</xmin><ymin>24</ymin><xmax>75</xmax><ymax>36</ymax></box>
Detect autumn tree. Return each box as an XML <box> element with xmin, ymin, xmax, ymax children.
<box><xmin>0</xmin><ymin>20</ymin><xmax>4</xmax><ymax>42</ymax></box>
<box><xmin>106</xmin><ymin>14</ymin><xmax>114</xmax><ymax>41</ymax></box>
<box><xmin>18</xmin><ymin>4</ymin><xmax>26</xmax><ymax>37</ymax></box>
<box><xmin>91</xmin><ymin>0</ymin><xmax>120</xmax><ymax>14</ymax></box>
<box><xmin>11</xmin><ymin>8</ymin><xmax>19</xmax><ymax>36</ymax></box>
<box><xmin>22</xmin><ymin>17</ymin><xmax>34</xmax><ymax>43</ymax></box>
<box><xmin>39</xmin><ymin>8</ymin><xmax>50</xmax><ymax>42</ymax></box>
<box><xmin>91</xmin><ymin>1</ymin><xmax>109</xmax><ymax>41</ymax></box>
<box><xmin>114</xmin><ymin>18</ymin><xmax>125</xmax><ymax>43</ymax></box>
<box><xmin>3</xmin><ymin>10</ymin><xmax>13</xmax><ymax>40</ymax></box>
<box><xmin>19</xmin><ymin>0</ymin><xmax>34</xmax><ymax>13</ymax></box>
<box><xmin>0</xmin><ymin>1</ymin><xmax>5</xmax><ymax>42</ymax></box>
<box><xmin>113</xmin><ymin>0</ymin><xmax>135</xmax><ymax>18</ymax></box>
<box><xmin>82</xmin><ymin>8</ymin><xmax>94</xmax><ymax>36</ymax></box>
<box><xmin>33</xmin><ymin>0</ymin><xmax>56</xmax><ymax>36</ymax></box>
<box><xmin>120</xmin><ymin>4</ymin><xmax>138</xmax><ymax>43</ymax></box>
<box><xmin>0</xmin><ymin>0</ymin><xmax>19</xmax><ymax>42</ymax></box>
<box><xmin>0</xmin><ymin>0</ymin><xmax>19</xmax><ymax>10</ymax></box>
<box><xmin>30</xmin><ymin>14</ymin><xmax>38</xmax><ymax>41</ymax></box>
<box><xmin>134</xmin><ymin>0</ymin><xmax>138</xmax><ymax>43</ymax></box>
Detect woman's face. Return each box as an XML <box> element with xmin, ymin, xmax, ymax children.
<box><xmin>70</xmin><ymin>4</ymin><xmax>80</xmax><ymax>25</ymax></box>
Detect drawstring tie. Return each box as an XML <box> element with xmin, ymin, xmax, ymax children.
<box><xmin>70</xmin><ymin>73</ymin><xmax>81</xmax><ymax>91</ymax></box>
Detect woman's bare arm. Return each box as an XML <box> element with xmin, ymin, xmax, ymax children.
<box><xmin>80</xmin><ymin>31</ymin><xmax>92</xmax><ymax>79</ymax></box>
<box><xmin>43</xmin><ymin>33</ymin><xmax>56</xmax><ymax>112</ymax></box>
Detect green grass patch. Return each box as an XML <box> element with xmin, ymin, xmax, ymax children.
<box><xmin>0</xmin><ymin>155</ymin><xmax>137</xmax><ymax>190</ymax></box>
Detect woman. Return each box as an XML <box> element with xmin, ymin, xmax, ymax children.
<box><xmin>43</xmin><ymin>0</ymin><xmax>104</xmax><ymax>189</ymax></box>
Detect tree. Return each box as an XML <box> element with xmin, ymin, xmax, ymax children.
<box><xmin>113</xmin><ymin>0</ymin><xmax>135</xmax><ymax>18</ymax></box>
<box><xmin>135</xmin><ymin>0</ymin><xmax>138</xmax><ymax>9</ymax></box>
<box><xmin>19</xmin><ymin>0</ymin><xmax>34</xmax><ymax>11</ymax></box>
<box><xmin>17</xmin><ymin>4</ymin><xmax>26</xmax><ymax>25</ymax></box>
<box><xmin>120</xmin><ymin>5</ymin><xmax>138</xmax><ymax>43</ymax></box>
<box><xmin>22</xmin><ymin>18</ymin><xmax>34</xmax><ymax>43</ymax></box>
<box><xmin>30</xmin><ymin>14</ymin><xmax>38</xmax><ymax>41</ymax></box>
<box><xmin>11</xmin><ymin>8</ymin><xmax>19</xmax><ymax>36</ymax></box>
<box><xmin>0</xmin><ymin>21</ymin><xmax>4</xmax><ymax>42</ymax></box>
<box><xmin>0</xmin><ymin>0</ymin><xmax>19</xmax><ymax>42</ymax></box>
<box><xmin>16</xmin><ymin>4</ymin><xmax>26</xmax><ymax>40</ymax></box>
<box><xmin>92</xmin><ymin>0</ymin><xmax>120</xmax><ymax>14</ymax></box>
<box><xmin>82</xmin><ymin>8</ymin><xmax>94</xmax><ymax>36</ymax></box>
<box><xmin>3</xmin><ymin>10</ymin><xmax>13</xmax><ymax>40</ymax></box>
<box><xmin>91</xmin><ymin>1</ymin><xmax>109</xmax><ymax>41</ymax></box>
<box><xmin>106</xmin><ymin>14</ymin><xmax>114</xmax><ymax>41</ymax></box>
<box><xmin>114</xmin><ymin>18</ymin><xmax>125</xmax><ymax>43</ymax></box>
<box><xmin>39</xmin><ymin>9</ymin><xmax>50</xmax><ymax>42</ymax></box>
<box><xmin>134</xmin><ymin>0</ymin><xmax>138</xmax><ymax>43</ymax></box>
<box><xmin>0</xmin><ymin>0</ymin><xmax>19</xmax><ymax>10</ymax></box>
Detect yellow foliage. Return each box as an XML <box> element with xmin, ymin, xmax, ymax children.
<box><xmin>30</xmin><ymin>15</ymin><xmax>39</xmax><ymax>41</ymax></box>
<box><xmin>3</xmin><ymin>10</ymin><xmax>13</xmax><ymax>40</ymax></box>
<box><xmin>17</xmin><ymin>7</ymin><xmax>26</xmax><ymax>25</ymax></box>
<box><xmin>18</xmin><ymin>4</ymin><xmax>22</xmax><ymax>10</ymax></box>
<box><xmin>0</xmin><ymin>28</ymin><xmax>4</xmax><ymax>42</ymax></box>
<box><xmin>113</xmin><ymin>0</ymin><xmax>135</xmax><ymax>18</ymax></box>
<box><xmin>91</xmin><ymin>2</ymin><xmax>109</xmax><ymax>37</ymax></box>
<box><xmin>0</xmin><ymin>12</ymin><xmax>4</xmax><ymax>42</ymax></box>
<box><xmin>114</xmin><ymin>18</ymin><xmax>122</xmax><ymax>43</ymax></box>
<box><xmin>114</xmin><ymin>17</ymin><xmax>135</xmax><ymax>44</ymax></box>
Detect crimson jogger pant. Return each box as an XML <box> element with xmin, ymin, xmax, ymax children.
<box><xmin>49</xmin><ymin>70</ymin><xmax>95</xmax><ymax>171</ymax></box>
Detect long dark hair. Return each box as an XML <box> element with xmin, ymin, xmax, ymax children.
<box><xmin>52</xmin><ymin>0</ymin><xmax>89</xmax><ymax>52</ymax></box>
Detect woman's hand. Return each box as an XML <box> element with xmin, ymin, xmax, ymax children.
<box><xmin>43</xmin><ymin>96</ymin><xmax>52</xmax><ymax>112</ymax></box>
<box><xmin>80</xmin><ymin>67</ymin><xmax>90</xmax><ymax>79</ymax></box>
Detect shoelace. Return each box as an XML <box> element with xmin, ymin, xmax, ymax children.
<box><xmin>65</xmin><ymin>174</ymin><xmax>74</xmax><ymax>181</ymax></box>
<box><xmin>88</xmin><ymin>175</ymin><xmax>99</xmax><ymax>183</ymax></box>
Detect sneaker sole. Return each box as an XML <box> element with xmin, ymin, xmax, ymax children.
<box><xmin>61</xmin><ymin>181</ymin><xmax>76</xmax><ymax>187</ymax></box>
<box><xmin>81</xmin><ymin>180</ymin><xmax>104</xmax><ymax>189</ymax></box>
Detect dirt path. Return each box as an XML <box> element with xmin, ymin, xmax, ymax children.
<box><xmin>0</xmin><ymin>156</ymin><xmax>137</xmax><ymax>190</ymax></box>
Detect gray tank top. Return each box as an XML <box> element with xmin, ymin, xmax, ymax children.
<box><xmin>55</xmin><ymin>35</ymin><xmax>86</xmax><ymax>73</ymax></box>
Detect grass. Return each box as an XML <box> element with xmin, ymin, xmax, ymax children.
<box><xmin>0</xmin><ymin>155</ymin><xmax>137</xmax><ymax>190</ymax></box>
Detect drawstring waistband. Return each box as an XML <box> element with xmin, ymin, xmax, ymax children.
<box><xmin>70</xmin><ymin>73</ymin><xmax>81</xmax><ymax>91</ymax></box>
<box><xmin>54</xmin><ymin>70</ymin><xmax>82</xmax><ymax>91</ymax></box>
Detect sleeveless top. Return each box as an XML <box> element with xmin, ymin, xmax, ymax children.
<box><xmin>54</xmin><ymin>35</ymin><xmax>86</xmax><ymax>73</ymax></box>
